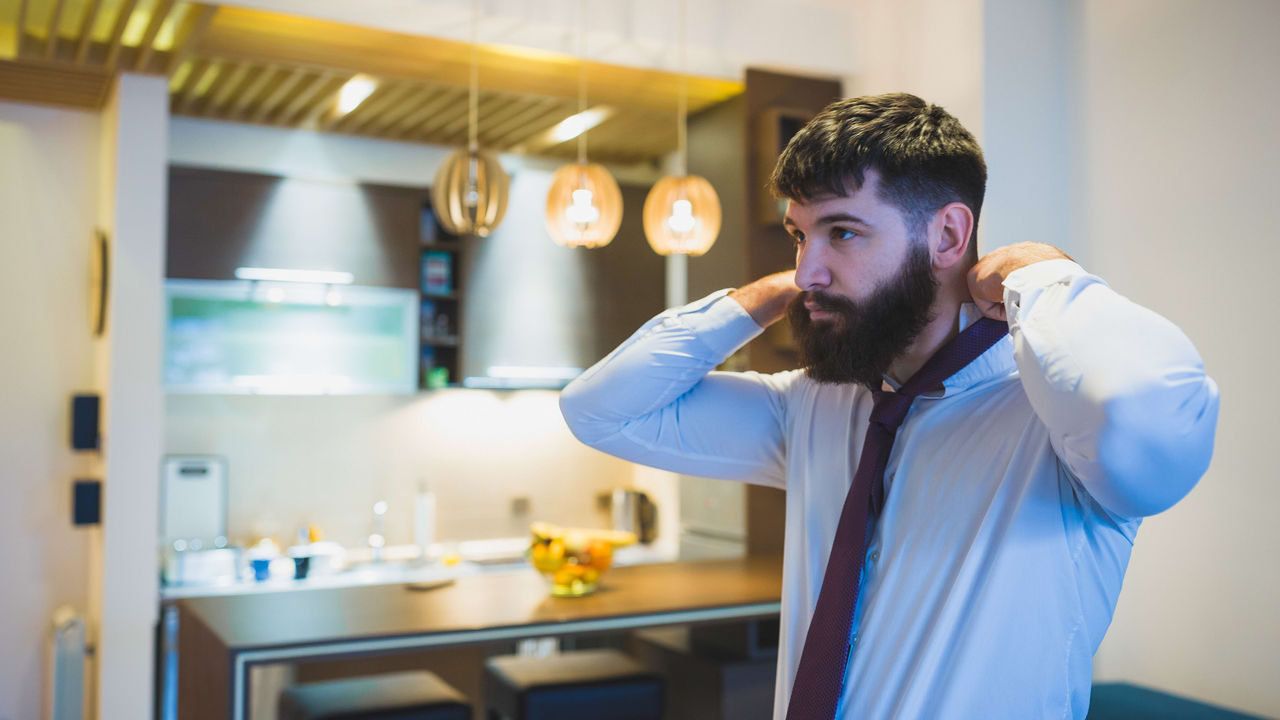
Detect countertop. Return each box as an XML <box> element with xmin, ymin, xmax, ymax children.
<box><xmin>177</xmin><ymin>554</ymin><xmax>783</xmax><ymax>718</ymax></box>
<box><xmin>178</xmin><ymin>553</ymin><xmax>783</xmax><ymax>652</ymax></box>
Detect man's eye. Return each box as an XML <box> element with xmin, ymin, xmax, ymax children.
<box><xmin>790</xmin><ymin>233</ymin><xmax>806</xmax><ymax>247</ymax></box>
<box><xmin>832</xmin><ymin>227</ymin><xmax>857</xmax><ymax>241</ymax></box>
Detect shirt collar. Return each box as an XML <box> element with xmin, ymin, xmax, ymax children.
<box><xmin>881</xmin><ymin>303</ymin><xmax>1016</xmax><ymax>398</ymax></box>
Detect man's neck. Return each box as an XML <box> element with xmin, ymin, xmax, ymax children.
<box><xmin>886</xmin><ymin>281</ymin><xmax>973</xmax><ymax>386</ymax></box>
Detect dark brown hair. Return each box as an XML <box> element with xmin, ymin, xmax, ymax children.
<box><xmin>770</xmin><ymin>93</ymin><xmax>986</xmax><ymax>259</ymax></box>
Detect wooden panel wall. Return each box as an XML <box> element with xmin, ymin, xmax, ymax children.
<box><xmin>742</xmin><ymin>68</ymin><xmax>843</xmax><ymax>556</ymax></box>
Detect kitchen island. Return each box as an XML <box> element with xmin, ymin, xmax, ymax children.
<box><xmin>177</xmin><ymin>554</ymin><xmax>783</xmax><ymax>720</ymax></box>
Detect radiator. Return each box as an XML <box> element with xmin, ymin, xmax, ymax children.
<box><xmin>49</xmin><ymin>606</ymin><xmax>87</xmax><ymax>720</ymax></box>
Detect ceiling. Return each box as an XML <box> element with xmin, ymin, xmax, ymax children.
<box><xmin>1</xmin><ymin>0</ymin><xmax>744</xmax><ymax>164</ymax></box>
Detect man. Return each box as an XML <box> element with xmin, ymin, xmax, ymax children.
<box><xmin>559</xmin><ymin>93</ymin><xmax>1219</xmax><ymax>719</ymax></box>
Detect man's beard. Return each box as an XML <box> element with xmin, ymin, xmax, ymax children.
<box><xmin>787</xmin><ymin>240</ymin><xmax>939</xmax><ymax>388</ymax></box>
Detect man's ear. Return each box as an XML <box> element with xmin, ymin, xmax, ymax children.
<box><xmin>931</xmin><ymin>202</ymin><xmax>973</xmax><ymax>270</ymax></box>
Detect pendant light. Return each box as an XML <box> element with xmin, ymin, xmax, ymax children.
<box><xmin>544</xmin><ymin>0</ymin><xmax>623</xmax><ymax>249</ymax></box>
<box><xmin>431</xmin><ymin>0</ymin><xmax>510</xmax><ymax>238</ymax></box>
<box><xmin>643</xmin><ymin>0</ymin><xmax>721</xmax><ymax>257</ymax></box>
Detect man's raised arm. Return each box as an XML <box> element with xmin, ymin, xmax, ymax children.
<box><xmin>969</xmin><ymin>242</ymin><xmax>1220</xmax><ymax>518</ymax></box>
<box><xmin>558</xmin><ymin>272</ymin><xmax>800</xmax><ymax>486</ymax></box>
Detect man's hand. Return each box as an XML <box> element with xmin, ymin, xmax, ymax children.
<box><xmin>967</xmin><ymin>242</ymin><xmax>1072</xmax><ymax>321</ymax></box>
<box><xmin>730</xmin><ymin>271</ymin><xmax>800</xmax><ymax>328</ymax></box>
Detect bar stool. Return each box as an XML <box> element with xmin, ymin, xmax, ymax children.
<box><xmin>483</xmin><ymin>648</ymin><xmax>664</xmax><ymax>720</ymax></box>
<box><xmin>278</xmin><ymin>670</ymin><xmax>471</xmax><ymax>720</ymax></box>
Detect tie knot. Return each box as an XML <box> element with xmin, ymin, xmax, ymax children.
<box><xmin>870</xmin><ymin>389</ymin><xmax>914</xmax><ymax>431</ymax></box>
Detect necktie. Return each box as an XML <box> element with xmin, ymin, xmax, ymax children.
<box><xmin>784</xmin><ymin>317</ymin><xmax>1009</xmax><ymax>720</ymax></box>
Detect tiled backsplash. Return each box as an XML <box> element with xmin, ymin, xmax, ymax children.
<box><xmin>164</xmin><ymin>389</ymin><xmax>646</xmax><ymax>551</ymax></box>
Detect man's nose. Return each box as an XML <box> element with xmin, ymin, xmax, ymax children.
<box><xmin>794</xmin><ymin>242</ymin><xmax>830</xmax><ymax>291</ymax></box>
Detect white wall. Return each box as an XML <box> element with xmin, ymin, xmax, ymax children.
<box><xmin>1075</xmin><ymin>1</ymin><xmax>1280</xmax><ymax>716</ymax></box>
<box><xmin>94</xmin><ymin>73</ymin><xmax>169</xmax><ymax>720</ymax></box>
<box><xmin>981</xmin><ymin>0</ymin><xmax>1074</xmax><ymax>258</ymax></box>
<box><xmin>850</xmin><ymin>0</ymin><xmax>986</xmax><ymax>142</ymax></box>
<box><xmin>0</xmin><ymin>100</ymin><xmax>100</xmax><ymax>720</ymax></box>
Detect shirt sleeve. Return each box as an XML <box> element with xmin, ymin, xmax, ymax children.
<box><xmin>1003</xmin><ymin>259</ymin><xmax>1220</xmax><ymax>518</ymax></box>
<box><xmin>559</xmin><ymin>290</ymin><xmax>789</xmax><ymax>488</ymax></box>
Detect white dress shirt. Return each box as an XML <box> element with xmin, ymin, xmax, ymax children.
<box><xmin>559</xmin><ymin>259</ymin><xmax>1219</xmax><ymax>719</ymax></box>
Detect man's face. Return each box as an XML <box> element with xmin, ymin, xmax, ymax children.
<box><xmin>783</xmin><ymin>170</ymin><xmax>939</xmax><ymax>387</ymax></box>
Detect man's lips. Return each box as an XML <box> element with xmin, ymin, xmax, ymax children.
<box><xmin>804</xmin><ymin>299</ymin><xmax>835</xmax><ymax>320</ymax></box>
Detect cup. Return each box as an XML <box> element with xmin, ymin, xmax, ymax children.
<box><xmin>250</xmin><ymin>557</ymin><xmax>272</xmax><ymax>582</ymax></box>
<box><xmin>292</xmin><ymin>555</ymin><xmax>311</xmax><ymax>580</ymax></box>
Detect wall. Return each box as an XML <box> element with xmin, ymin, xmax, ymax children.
<box><xmin>94</xmin><ymin>72</ymin><xmax>168</xmax><ymax>720</ymax></box>
<box><xmin>164</xmin><ymin>391</ymin><xmax>636</xmax><ymax>547</ymax></box>
<box><xmin>1075</xmin><ymin>1</ymin><xmax>1280</xmax><ymax>715</ymax></box>
<box><xmin>0</xmin><ymin>100</ymin><xmax>100</xmax><ymax>720</ymax></box>
<box><xmin>850</xmin><ymin>0</ymin><xmax>985</xmax><ymax>144</ymax></box>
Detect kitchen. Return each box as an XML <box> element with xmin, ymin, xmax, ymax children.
<box><xmin>3</xmin><ymin>1</ymin><xmax>1279</xmax><ymax>719</ymax></box>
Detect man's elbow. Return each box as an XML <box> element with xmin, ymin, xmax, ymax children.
<box><xmin>558</xmin><ymin>380</ymin><xmax>612</xmax><ymax>447</ymax></box>
<box><xmin>1094</xmin><ymin>375</ymin><xmax>1220</xmax><ymax>517</ymax></box>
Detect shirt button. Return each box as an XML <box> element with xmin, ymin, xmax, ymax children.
<box><xmin>870</xmin><ymin>551</ymin><xmax>880</xmax><ymax>562</ymax></box>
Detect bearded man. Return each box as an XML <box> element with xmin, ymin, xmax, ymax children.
<box><xmin>559</xmin><ymin>93</ymin><xmax>1219</xmax><ymax>720</ymax></box>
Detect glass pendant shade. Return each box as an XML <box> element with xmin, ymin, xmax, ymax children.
<box><xmin>642</xmin><ymin>174</ymin><xmax>721</xmax><ymax>256</ymax></box>
<box><xmin>544</xmin><ymin>163</ymin><xmax>624</xmax><ymax>248</ymax></box>
<box><xmin>431</xmin><ymin>147</ymin><xmax>510</xmax><ymax>237</ymax></box>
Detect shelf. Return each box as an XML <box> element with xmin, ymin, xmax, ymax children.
<box><xmin>420</xmin><ymin>241</ymin><xmax>462</xmax><ymax>252</ymax></box>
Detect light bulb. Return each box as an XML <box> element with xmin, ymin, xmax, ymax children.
<box><xmin>667</xmin><ymin>199</ymin><xmax>697</xmax><ymax>233</ymax></box>
<box><xmin>565</xmin><ymin>188</ymin><xmax>600</xmax><ymax>226</ymax></box>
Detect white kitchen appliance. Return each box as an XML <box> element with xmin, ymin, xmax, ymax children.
<box><xmin>161</xmin><ymin>455</ymin><xmax>227</xmax><ymax>547</ymax></box>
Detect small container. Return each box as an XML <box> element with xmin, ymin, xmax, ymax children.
<box><xmin>292</xmin><ymin>555</ymin><xmax>311</xmax><ymax>580</ymax></box>
<box><xmin>250</xmin><ymin>557</ymin><xmax>272</xmax><ymax>582</ymax></box>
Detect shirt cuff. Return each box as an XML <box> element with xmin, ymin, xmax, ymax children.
<box><xmin>670</xmin><ymin>289</ymin><xmax>766</xmax><ymax>359</ymax></box>
<box><xmin>1002</xmin><ymin>258</ymin><xmax>1089</xmax><ymax>308</ymax></box>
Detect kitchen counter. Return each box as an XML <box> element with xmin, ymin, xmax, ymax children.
<box><xmin>177</xmin><ymin>554</ymin><xmax>783</xmax><ymax>720</ymax></box>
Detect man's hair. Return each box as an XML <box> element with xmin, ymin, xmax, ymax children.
<box><xmin>770</xmin><ymin>93</ymin><xmax>986</xmax><ymax>260</ymax></box>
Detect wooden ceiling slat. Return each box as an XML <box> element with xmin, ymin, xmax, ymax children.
<box><xmin>167</xmin><ymin>57</ymin><xmax>197</xmax><ymax>95</ymax></box>
<box><xmin>165</xmin><ymin>4</ymin><xmax>216</xmax><ymax>74</ymax></box>
<box><xmin>248</xmin><ymin>65</ymin><xmax>305</xmax><ymax>123</ymax></box>
<box><xmin>134</xmin><ymin>0</ymin><xmax>176</xmax><ymax>72</ymax></box>
<box><xmin>226</xmin><ymin>65</ymin><xmax>275</xmax><ymax>120</ymax></box>
<box><xmin>477</xmin><ymin>97</ymin><xmax>534</xmax><ymax>130</ymax></box>
<box><xmin>411</xmin><ymin>90</ymin><xmax>480</xmax><ymax>140</ymax></box>
<box><xmin>0</xmin><ymin>59</ymin><xmax>110</xmax><ymax>108</ymax></box>
<box><xmin>202</xmin><ymin>60</ymin><xmax>249</xmax><ymax>116</ymax></box>
<box><xmin>43</xmin><ymin>0</ymin><xmax>67</xmax><ymax>59</ymax></box>
<box><xmin>321</xmin><ymin>81</ymin><xmax>399</xmax><ymax>133</ymax></box>
<box><xmin>433</xmin><ymin>93</ymin><xmax>508</xmax><ymax>146</ymax></box>
<box><xmin>177</xmin><ymin>58</ymin><xmax>217</xmax><ymax>114</ymax></box>
<box><xmin>295</xmin><ymin>76</ymin><xmax>347</xmax><ymax>127</ymax></box>
<box><xmin>104</xmin><ymin>0</ymin><xmax>140</xmax><ymax>70</ymax></box>
<box><xmin>481</xmin><ymin>99</ymin><xmax>562</xmax><ymax>148</ymax></box>
<box><xmin>74</xmin><ymin>0</ymin><xmax>102</xmax><ymax>64</ymax></box>
<box><xmin>16</xmin><ymin>0</ymin><xmax>30</xmax><ymax>57</ymax></box>
<box><xmin>273</xmin><ymin>71</ymin><xmax>330</xmax><ymax>125</ymax></box>
<box><xmin>387</xmin><ymin>87</ymin><xmax>465</xmax><ymax>138</ymax></box>
<box><xmin>357</xmin><ymin>85</ymin><xmax>435</xmax><ymax>135</ymax></box>
<box><xmin>341</xmin><ymin>82</ymin><xmax>418</xmax><ymax>134</ymax></box>
<box><xmin>498</xmin><ymin>103</ymin><xmax>582</xmax><ymax>149</ymax></box>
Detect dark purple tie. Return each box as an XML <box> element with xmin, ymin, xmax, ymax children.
<box><xmin>784</xmin><ymin>317</ymin><xmax>1009</xmax><ymax>720</ymax></box>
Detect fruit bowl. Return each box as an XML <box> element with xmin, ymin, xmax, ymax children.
<box><xmin>527</xmin><ymin>522</ymin><xmax>637</xmax><ymax>597</ymax></box>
